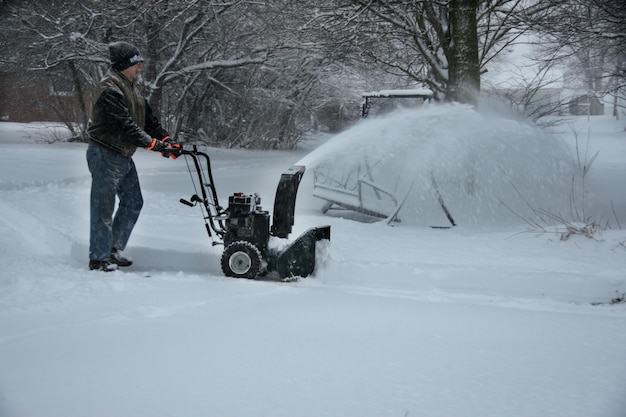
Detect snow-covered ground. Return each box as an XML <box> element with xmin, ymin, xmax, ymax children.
<box><xmin>0</xmin><ymin>108</ymin><xmax>625</xmax><ymax>417</ymax></box>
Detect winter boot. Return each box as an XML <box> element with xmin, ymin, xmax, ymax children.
<box><xmin>89</xmin><ymin>259</ymin><xmax>118</xmax><ymax>272</ymax></box>
<box><xmin>110</xmin><ymin>248</ymin><xmax>132</xmax><ymax>267</ymax></box>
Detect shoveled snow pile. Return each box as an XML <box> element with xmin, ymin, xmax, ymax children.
<box><xmin>299</xmin><ymin>104</ymin><xmax>575</xmax><ymax>228</ymax></box>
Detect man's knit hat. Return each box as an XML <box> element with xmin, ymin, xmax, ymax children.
<box><xmin>109</xmin><ymin>41</ymin><xmax>144</xmax><ymax>71</ymax></box>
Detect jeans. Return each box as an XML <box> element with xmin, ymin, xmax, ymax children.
<box><xmin>86</xmin><ymin>144</ymin><xmax>143</xmax><ymax>261</ymax></box>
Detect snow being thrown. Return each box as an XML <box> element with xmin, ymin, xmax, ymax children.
<box><xmin>299</xmin><ymin>103</ymin><xmax>575</xmax><ymax>229</ymax></box>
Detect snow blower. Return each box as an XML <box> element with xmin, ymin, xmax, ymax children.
<box><xmin>178</xmin><ymin>146</ymin><xmax>330</xmax><ymax>279</ymax></box>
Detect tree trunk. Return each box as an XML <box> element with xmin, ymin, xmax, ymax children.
<box><xmin>68</xmin><ymin>61</ymin><xmax>89</xmax><ymax>130</ymax></box>
<box><xmin>144</xmin><ymin>26</ymin><xmax>162</xmax><ymax>114</ymax></box>
<box><xmin>447</xmin><ymin>0</ymin><xmax>480</xmax><ymax>105</ymax></box>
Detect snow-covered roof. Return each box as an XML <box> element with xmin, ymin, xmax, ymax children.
<box><xmin>362</xmin><ymin>88</ymin><xmax>433</xmax><ymax>98</ymax></box>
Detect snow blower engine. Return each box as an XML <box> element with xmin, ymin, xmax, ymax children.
<box><xmin>178</xmin><ymin>146</ymin><xmax>330</xmax><ymax>279</ymax></box>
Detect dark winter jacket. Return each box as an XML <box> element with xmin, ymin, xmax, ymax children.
<box><xmin>87</xmin><ymin>69</ymin><xmax>168</xmax><ymax>158</ymax></box>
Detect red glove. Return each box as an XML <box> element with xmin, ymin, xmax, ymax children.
<box><xmin>147</xmin><ymin>137</ymin><xmax>181</xmax><ymax>159</ymax></box>
<box><xmin>147</xmin><ymin>138</ymin><xmax>168</xmax><ymax>152</ymax></box>
<box><xmin>162</xmin><ymin>142</ymin><xmax>182</xmax><ymax>159</ymax></box>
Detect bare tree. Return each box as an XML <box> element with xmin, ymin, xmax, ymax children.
<box><xmin>164</xmin><ymin>0</ymin><xmax>378</xmax><ymax>148</ymax></box>
<box><xmin>312</xmin><ymin>0</ymin><xmax>561</xmax><ymax>106</ymax></box>
<box><xmin>3</xmin><ymin>1</ymin><xmax>271</xmax><ymax>143</ymax></box>
<box><xmin>529</xmin><ymin>0</ymin><xmax>626</xmax><ymax>117</ymax></box>
<box><xmin>7</xmin><ymin>1</ymin><xmax>591</xmax><ymax>147</ymax></box>
<box><xmin>2</xmin><ymin>0</ymin><xmax>370</xmax><ymax>148</ymax></box>
<box><xmin>1</xmin><ymin>0</ymin><xmax>109</xmax><ymax>136</ymax></box>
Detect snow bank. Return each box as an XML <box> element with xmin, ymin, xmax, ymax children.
<box><xmin>0</xmin><ymin>121</ymin><xmax>71</xmax><ymax>144</ymax></box>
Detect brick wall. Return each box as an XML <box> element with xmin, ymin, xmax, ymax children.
<box><xmin>0</xmin><ymin>72</ymin><xmax>85</xmax><ymax>123</ymax></box>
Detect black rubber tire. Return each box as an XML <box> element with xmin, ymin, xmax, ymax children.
<box><xmin>221</xmin><ymin>241</ymin><xmax>262</xmax><ymax>279</ymax></box>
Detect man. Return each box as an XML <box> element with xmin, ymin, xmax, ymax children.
<box><xmin>86</xmin><ymin>41</ymin><xmax>180</xmax><ymax>272</ymax></box>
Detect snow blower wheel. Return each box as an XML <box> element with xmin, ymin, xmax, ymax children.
<box><xmin>221</xmin><ymin>241</ymin><xmax>262</xmax><ymax>279</ymax></box>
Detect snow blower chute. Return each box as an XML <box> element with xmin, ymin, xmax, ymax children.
<box><xmin>178</xmin><ymin>146</ymin><xmax>330</xmax><ymax>279</ymax></box>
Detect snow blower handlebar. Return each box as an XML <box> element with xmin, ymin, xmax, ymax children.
<box><xmin>179</xmin><ymin>146</ymin><xmax>227</xmax><ymax>240</ymax></box>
